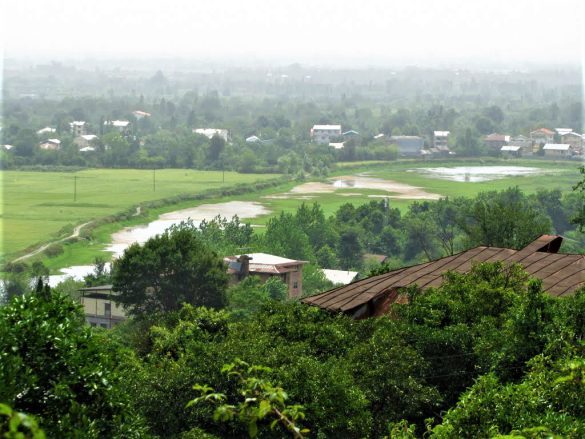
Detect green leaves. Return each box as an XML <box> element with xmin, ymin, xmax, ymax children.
<box><xmin>188</xmin><ymin>359</ymin><xmax>308</xmax><ymax>438</ymax></box>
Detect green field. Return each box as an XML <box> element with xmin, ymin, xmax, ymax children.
<box><xmin>2</xmin><ymin>159</ymin><xmax>581</xmax><ymax>272</ymax></box>
<box><xmin>1</xmin><ymin>169</ymin><xmax>280</xmax><ymax>260</ymax></box>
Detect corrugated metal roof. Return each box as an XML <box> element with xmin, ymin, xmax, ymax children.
<box><xmin>543</xmin><ymin>143</ymin><xmax>571</xmax><ymax>151</ymax></box>
<box><xmin>313</xmin><ymin>124</ymin><xmax>342</xmax><ymax>131</ymax></box>
<box><xmin>501</xmin><ymin>145</ymin><xmax>521</xmax><ymax>152</ymax></box>
<box><xmin>322</xmin><ymin>269</ymin><xmax>358</xmax><ymax>285</ymax></box>
<box><xmin>303</xmin><ymin>235</ymin><xmax>584</xmax><ymax>315</ymax></box>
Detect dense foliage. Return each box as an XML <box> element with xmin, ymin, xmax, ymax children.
<box><xmin>0</xmin><ymin>284</ymin><xmax>147</xmax><ymax>437</ymax></box>
<box><xmin>112</xmin><ymin>221</ymin><xmax>228</xmax><ymax>316</ymax></box>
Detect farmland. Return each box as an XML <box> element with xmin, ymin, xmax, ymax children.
<box><xmin>2</xmin><ymin>158</ymin><xmax>581</xmax><ymax>271</ymax></box>
<box><xmin>1</xmin><ymin>168</ymin><xmax>281</xmax><ymax>261</ymax></box>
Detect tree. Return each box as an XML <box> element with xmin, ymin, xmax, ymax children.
<box><xmin>207</xmin><ymin>134</ymin><xmax>226</xmax><ymax>163</ymax></box>
<box><xmin>0</xmin><ymin>284</ymin><xmax>146</xmax><ymax>437</ymax></box>
<box><xmin>190</xmin><ymin>359</ymin><xmax>309</xmax><ymax>438</ymax></box>
<box><xmin>263</xmin><ymin>212</ymin><xmax>314</xmax><ymax>261</ymax></box>
<box><xmin>112</xmin><ymin>221</ymin><xmax>228</xmax><ymax>316</ymax></box>
<box><xmin>459</xmin><ymin>187</ymin><xmax>552</xmax><ymax>249</ymax></box>
<box><xmin>338</xmin><ymin>228</ymin><xmax>363</xmax><ymax>269</ymax></box>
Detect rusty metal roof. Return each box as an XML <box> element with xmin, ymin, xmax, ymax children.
<box><xmin>303</xmin><ymin>235</ymin><xmax>584</xmax><ymax>314</ymax></box>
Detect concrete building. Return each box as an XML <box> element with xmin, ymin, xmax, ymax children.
<box><xmin>74</xmin><ymin>134</ymin><xmax>99</xmax><ymax>149</ymax></box>
<box><xmin>389</xmin><ymin>135</ymin><xmax>424</xmax><ymax>156</ymax></box>
<box><xmin>224</xmin><ymin>253</ymin><xmax>307</xmax><ymax>298</ymax></box>
<box><xmin>433</xmin><ymin>131</ymin><xmax>450</xmax><ymax>151</ymax></box>
<box><xmin>39</xmin><ymin>139</ymin><xmax>61</xmax><ymax>151</ymax></box>
<box><xmin>560</xmin><ymin>132</ymin><xmax>583</xmax><ymax>151</ymax></box>
<box><xmin>70</xmin><ymin>121</ymin><xmax>86</xmax><ymax>136</ymax></box>
<box><xmin>508</xmin><ymin>135</ymin><xmax>533</xmax><ymax>154</ymax></box>
<box><xmin>543</xmin><ymin>143</ymin><xmax>573</xmax><ymax>157</ymax></box>
<box><xmin>311</xmin><ymin>124</ymin><xmax>342</xmax><ymax>144</ymax></box>
<box><xmin>104</xmin><ymin>120</ymin><xmax>131</xmax><ymax>134</ymax></box>
<box><xmin>484</xmin><ymin>133</ymin><xmax>510</xmax><ymax>150</ymax></box>
<box><xmin>79</xmin><ymin>285</ymin><xmax>127</xmax><ymax>329</ymax></box>
<box><xmin>530</xmin><ymin>128</ymin><xmax>555</xmax><ymax>146</ymax></box>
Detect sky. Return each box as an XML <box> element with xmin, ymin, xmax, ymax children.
<box><xmin>3</xmin><ymin>0</ymin><xmax>584</xmax><ymax>66</ymax></box>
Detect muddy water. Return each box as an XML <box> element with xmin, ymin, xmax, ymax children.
<box><xmin>409</xmin><ymin>166</ymin><xmax>546</xmax><ymax>182</ymax></box>
<box><xmin>49</xmin><ymin>201</ymin><xmax>270</xmax><ymax>286</ymax></box>
<box><xmin>276</xmin><ymin>176</ymin><xmax>441</xmax><ymax>200</ymax></box>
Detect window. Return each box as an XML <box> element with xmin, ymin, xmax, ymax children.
<box><xmin>104</xmin><ymin>302</ymin><xmax>111</xmax><ymax>317</ymax></box>
<box><xmin>293</xmin><ymin>281</ymin><xmax>298</xmax><ymax>289</ymax></box>
<box><xmin>100</xmin><ymin>323</ymin><xmax>108</xmax><ymax>328</ymax></box>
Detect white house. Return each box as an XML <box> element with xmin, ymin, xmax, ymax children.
<box><xmin>311</xmin><ymin>124</ymin><xmax>342</xmax><ymax>144</ymax></box>
<box><xmin>433</xmin><ymin>131</ymin><xmax>450</xmax><ymax>150</ymax></box>
<box><xmin>194</xmin><ymin>128</ymin><xmax>229</xmax><ymax>142</ymax></box>
<box><xmin>104</xmin><ymin>120</ymin><xmax>131</xmax><ymax>133</ymax></box>
<box><xmin>74</xmin><ymin>134</ymin><xmax>99</xmax><ymax>149</ymax></box>
<box><xmin>70</xmin><ymin>121</ymin><xmax>86</xmax><ymax>136</ymax></box>
<box><xmin>37</xmin><ymin>126</ymin><xmax>56</xmax><ymax>135</ymax></box>
<box><xmin>39</xmin><ymin>139</ymin><xmax>61</xmax><ymax>151</ymax></box>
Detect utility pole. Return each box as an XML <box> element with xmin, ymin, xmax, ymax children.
<box><xmin>73</xmin><ymin>175</ymin><xmax>77</xmax><ymax>202</ymax></box>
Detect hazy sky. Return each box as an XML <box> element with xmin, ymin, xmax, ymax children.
<box><xmin>3</xmin><ymin>0</ymin><xmax>584</xmax><ymax>66</ymax></box>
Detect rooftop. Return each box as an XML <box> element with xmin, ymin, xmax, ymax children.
<box><xmin>303</xmin><ymin>235</ymin><xmax>584</xmax><ymax>316</ymax></box>
<box><xmin>434</xmin><ymin>131</ymin><xmax>450</xmax><ymax>137</ymax></box>
<box><xmin>501</xmin><ymin>145</ymin><xmax>521</xmax><ymax>152</ymax></box>
<box><xmin>224</xmin><ymin>253</ymin><xmax>307</xmax><ymax>275</ymax></box>
<box><xmin>322</xmin><ymin>269</ymin><xmax>359</xmax><ymax>286</ymax></box>
<box><xmin>531</xmin><ymin>128</ymin><xmax>555</xmax><ymax>135</ymax></box>
<box><xmin>543</xmin><ymin>143</ymin><xmax>571</xmax><ymax>151</ymax></box>
<box><xmin>313</xmin><ymin>124</ymin><xmax>342</xmax><ymax>131</ymax></box>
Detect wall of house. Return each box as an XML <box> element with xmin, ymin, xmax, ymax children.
<box><xmin>81</xmin><ymin>296</ymin><xmax>126</xmax><ymax>329</ymax></box>
<box><xmin>544</xmin><ymin>149</ymin><xmax>569</xmax><ymax>157</ymax></box>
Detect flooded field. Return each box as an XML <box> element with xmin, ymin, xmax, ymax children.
<box><xmin>49</xmin><ymin>201</ymin><xmax>270</xmax><ymax>286</ymax></box>
<box><xmin>409</xmin><ymin>166</ymin><xmax>548</xmax><ymax>182</ymax></box>
<box><xmin>266</xmin><ymin>176</ymin><xmax>441</xmax><ymax>200</ymax></box>
<box><xmin>106</xmin><ymin>201</ymin><xmax>270</xmax><ymax>257</ymax></box>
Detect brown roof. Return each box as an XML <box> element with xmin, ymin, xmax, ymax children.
<box><xmin>485</xmin><ymin>133</ymin><xmax>508</xmax><ymax>142</ymax></box>
<box><xmin>531</xmin><ymin>128</ymin><xmax>555</xmax><ymax>135</ymax></box>
<box><xmin>303</xmin><ymin>235</ymin><xmax>584</xmax><ymax>315</ymax></box>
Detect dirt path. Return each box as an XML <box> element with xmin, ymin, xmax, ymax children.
<box><xmin>13</xmin><ymin>221</ymin><xmax>94</xmax><ymax>263</ymax></box>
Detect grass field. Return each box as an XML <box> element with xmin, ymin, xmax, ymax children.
<box><xmin>1</xmin><ymin>169</ymin><xmax>280</xmax><ymax>260</ymax></box>
<box><xmin>2</xmin><ymin>158</ymin><xmax>582</xmax><ymax>272</ymax></box>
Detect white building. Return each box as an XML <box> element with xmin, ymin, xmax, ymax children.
<box><xmin>70</xmin><ymin>121</ymin><xmax>86</xmax><ymax>136</ymax></box>
<box><xmin>433</xmin><ymin>131</ymin><xmax>450</xmax><ymax>150</ymax></box>
<box><xmin>194</xmin><ymin>128</ymin><xmax>229</xmax><ymax>142</ymax></box>
<box><xmin>104</xmin><ymin>120</ymin><xmax>131</xmax><ymax>133</ymax></box>
<box><xmin>311</xmin><ymin>124</ymin><xmax>342</xmax><ymax>144</ymax></box>
<box><xmin>74</xmin><ymin>134</ymin><xmax>99</xmax><ymax>149</ymax></box>
<box><xmin>37</xmin><ymin>126</ymin><xmax>56</xmax><ymax>135</ymax></box>
<box><xmin>39</xmin><ymin>139</ymin><xmax>61</xmax><ymax>151</ymax></box>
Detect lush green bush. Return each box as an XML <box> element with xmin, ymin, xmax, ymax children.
<box><xmin>0</xmin><ymin>287</ymin><xmax>147</xmax><ymax>437</ymax></box>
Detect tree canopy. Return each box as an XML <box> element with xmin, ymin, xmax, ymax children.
<box><xmin>112</xmin><ymin>221</ymin><xmax>228</xmax><ymax>316</ymax></box>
